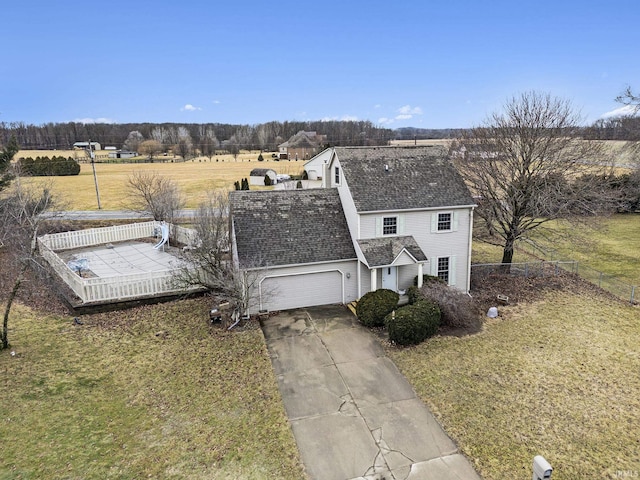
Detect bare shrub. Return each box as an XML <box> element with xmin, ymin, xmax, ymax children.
<box><xmin>419</xmin><ymin>281</ymin><xmax>483</xmax><ymax>332</ymax></box>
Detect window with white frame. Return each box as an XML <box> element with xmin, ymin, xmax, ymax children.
<box><xmin>437</xmin><ymin>212</ymin><xmax>452</xmax><ymax>231</ymax></box>
<box><xmin>382</xmin><ymin>216</ymin><xmax>397</xmax><ymax>235</ymax></box>
<box><xmin>334</xmin><ymin>166</ymin><xmax>340</xmax><ymax>185</ymax></box>
<box><xmin>437</xmin><ymin>256</ymin><xmax>450</xmax><ymax>283</ymax></box>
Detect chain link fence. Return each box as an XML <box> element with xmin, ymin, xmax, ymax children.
<box><xmin>471</xmin><ymin>261</ymin><xmax>637</xmax><ymax>304</ymax></box>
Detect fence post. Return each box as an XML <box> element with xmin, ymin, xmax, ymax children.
<box><xmin>632</xmin><ymin>286</ymin><xmax>636</xmax><ymax>305</ymax></box>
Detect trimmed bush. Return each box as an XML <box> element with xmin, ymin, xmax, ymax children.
<box><xmin>17</xmin><ymin>156</ymin><xmax>80</xmax><ymax>176</ymax></box>
<box><xmin>264</xmin><ymin>174</ymin><xmax>272</xmax><ymax>186</ymax></box>
<box><xmin>385</xmin><ymin>300</ymin><xmax>441</xmax><ymax>346</ymax></box>
<box><xmin>257</xmin><ymin>153</ymin><xmax>264</xmax><ymax>162</ymax></box>
<box><xmin>419</xmin><ymin>281</ymin><xmax>482</xmax><ymax>331</ymax></box>
<box><xmin>413</xmin><ymin>274</ymin><xmax>446</xmax><ymax>286</ymax></box>
<box><xmin>356</xmin><ymin>289</ymin><xmax>399</xmax><ymax>328</ymax></box>
<box><xmin>406</xmin><ymin>285</ymin><xmax>423</xmax><ymax>305</ymax></box>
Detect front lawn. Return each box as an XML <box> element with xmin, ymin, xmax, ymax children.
<box><xmin>387</xmin><ymin>288</ymin><xmax>640</xmax><ymax>479</ymax></box>
<box><xmin>0</xmin><ymin>298</ymin><xmax>304</xmax><ymax>479</ymax></box>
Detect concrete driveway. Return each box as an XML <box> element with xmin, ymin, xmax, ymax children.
<box><xmin>261</xmin><ymin>304</ymin><xmax>481</xmax><ymax>480</ymax></box>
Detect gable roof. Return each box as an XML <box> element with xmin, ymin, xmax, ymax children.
<box><xmin>230</xmin><ymin>189</ymin><xmax>356</xmax><ymax>267</ymax></box>
<box><xmin>279</xmin><ymin>131</ymin><xmax>321</xmax><ymax>148</ymax></box>
<box><xmin>357</xmin><ymin>236</ymin><xmax>427</xmax><ymax>268</ymax></box>
<box><xmin>333</xmin><ymin>145</ymin><xmax>475</xmax><ymax>212</ymax></box>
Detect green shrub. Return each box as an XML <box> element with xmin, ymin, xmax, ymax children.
<box><xmin>413</xmin><ymin>274</ymin><xmax>446</xmax><ymax>286</ymax></box>
<box><xmin>296</xmin><ymin>180</ymin><xmax>303</xmax><ymax>189</ymax></box>
<box><xmin>356</xmin><ymin>289</ymin><xmax>399</xmax><ymax>328</ymax></box>
<box><xmin>257</xmin><ymin>153</ymin><xmax>264</xmax><ymax>162</ymax></box>
<box><xmin>17</xmin><ymin>156</ymin><xmax>80</xmax><ymax>176</ymax></box>
<box><xmin>385</xmin><ymin>300</ymin><xmax>441</xmax><ymax>346</ymax></box>
<box><xmin>302</xmin><ymin>170</ymin><xmax>309</xmax><ymax>180</ymax></box>
<box><xmin>419</xmin><ymin>281</ymin><xmax>482</xmax><ymax>332</ymax></box>
<box><xmin>406</xmin><ymin>285</ymin><xmax>423</xmax><ymax>304</ymax></box>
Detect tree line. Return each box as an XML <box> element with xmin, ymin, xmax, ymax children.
<box><xmin>0</xmin><ymin>120</ymin><xmax>396</xmax><ymax>152</ymax></box>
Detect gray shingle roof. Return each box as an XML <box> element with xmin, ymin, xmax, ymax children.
<box><xmin>334</xmin><ymin>145</ymin><xmax>475</xmax><ymax>212</ymax></box>
<box><xmin>230</xmin><ymin>189</ymin><xmax>356</xmax><ymax>267</ymax></box>
<box><xmin>357</xmin><ymin>236</ymin><xmax>427</xmax><ymax>267</ymax></box>
<box><xmin>249</xmin><ymin>168</ymin><xmax>275</xmax><ymax>176</ymax></box>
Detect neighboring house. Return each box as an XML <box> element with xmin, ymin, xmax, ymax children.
<box><xmin>249</xmin><ymin>168</ymin><xmax>277</xmax><ymax>186</ymax></box>
<box><xmin>303</xmin><ymin>148</ymin><xmax>332</xmax><ymax>180</ymax></box>
<box><xmin>278</xmin><ymin>131</ymin><xmax>326</xmax><ymax>160</ymax></box>
<box><xmin>229</xmin><ymin>145</ymin><xmax>476</xmax><ymax>314</ymax></box>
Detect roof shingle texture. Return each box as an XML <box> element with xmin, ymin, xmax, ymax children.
<box><xmin>357</xmin><ymin>236</ymin><xmax>427</xmax><ymax>267</ymax></box>
<box><xmin>230</xmin><ymin>189</ymin><xmax>356</xmax><ymax>267</ymax></box>
<box><xmin>334</xmin><ymin>146</ymin><xmax>475</xmax><ymax>212</ymax></box>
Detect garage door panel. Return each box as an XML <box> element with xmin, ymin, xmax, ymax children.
<box><xmin>261</xmin><ymin>271</ymin><xmax>342</xmax><ymax>312</ymax></box>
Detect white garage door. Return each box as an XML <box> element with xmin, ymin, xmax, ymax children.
<box><xmin>261</xmin><ymin>270</ymin><xmax>343</xmax><ymax>312</ymax></box>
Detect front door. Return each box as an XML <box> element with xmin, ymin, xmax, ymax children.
<box><xmin>381</xmin><ymin>266</ymin><xmax>397</xmax><ymax>291</ymax></box>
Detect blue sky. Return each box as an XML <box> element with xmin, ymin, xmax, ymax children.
<box><xmin>2</xmin><ymin>0</ymin><xmax>639</xmax><ymax>129</ymax></box>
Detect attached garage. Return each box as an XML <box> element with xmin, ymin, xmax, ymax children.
<box><xmin>259</xmin><ymin>269</ymin><xmax>344</xmax><ymax>312</ymax></box>
<box><xmin>230</xmin><ymin>189</ymin><xmax>359</xmax><ymax>314</ymax></box>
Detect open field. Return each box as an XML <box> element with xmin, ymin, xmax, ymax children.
<box><xmin>18</xmin><ymin>153</ymin><xmax>304</xmax><ymax>210</ymax></box>
<box><xmin>0</xmin><ymin>298</ymin><xmax>304</xmax><ymax>479</ymax></box>
<box><xmin>387</xmin><ymin>287</ymin><xmax>640</xmax><ymax>480</ymax></box>
<box><xmin>522</xmin><ymin>215</ymin><xmax>640</xmax><ymax>286</ymax></box>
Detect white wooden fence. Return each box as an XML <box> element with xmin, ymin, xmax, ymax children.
<box><xmin>38</xmin><ymin>222</ymin><xmax>202</xmax><ymax>305</ymax></box>
<box><xmin>39</xmin><ymin>221</ymin><xmax>157</xmax><ymax>251</ymax></box>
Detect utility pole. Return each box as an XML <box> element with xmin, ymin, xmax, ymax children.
<box><xmin>89</xmin><ymin>139</ymin><xmax>102</xmax><ymax>209</ymax></box>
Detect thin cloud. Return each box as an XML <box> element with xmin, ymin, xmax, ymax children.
<box><xmin>181</xmin><ymin>104</ymin><xmax>202</xmax><ymax>111</ymax></box>
<box><xmin>321</xmin><ymin>115</ymin><xmax>359</xmax><ymax>122</ymax></box>
<box><xmin>212</xmin><ymin>100</ymin><xmax>221</xmax><ymax>104</ymax></box>
<box><xmin>601</xmin><ymin>105</ymin><xmax>638</xmax><ymax>118</ymax></box>
<box><xmin>398</xmin><ymin>105</ymin><xmax>423</xmax><ymax>115</ymax></box>
<box><xmin>378</xmin><ymin>104</ymin><xmax>424</xmax><ymax>125</ymax></box>
<box><xmin>73</xmin><ymin>117</ymin><xmax>114</xmax><ymax>124</ymax></box>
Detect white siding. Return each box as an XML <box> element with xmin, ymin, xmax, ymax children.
<box><xmin>398</xmin><ymin>264</ymin><xmax>420</xmax><ymax>291</ymax></box>
<box><xmin>251</xmin><ymin>261</ymin><xmax>358</xmax><ymax>314</ymax></box>
<box><xmin>358</xmin><ymin>207</ymin><xmax>473</xmax><ymax>291</ymax></box>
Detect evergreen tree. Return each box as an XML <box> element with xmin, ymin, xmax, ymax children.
<box><xmin>0</xmin><ymin>136</ymin><xmax>18</xmax><ymax>191</ymax></box>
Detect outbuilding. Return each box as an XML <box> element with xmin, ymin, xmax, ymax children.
<box><xmin>249</xmin><ymin>168</ymin><xmax>277</xmax><ymax>186</ymax></box>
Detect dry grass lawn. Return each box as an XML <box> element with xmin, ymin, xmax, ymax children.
<box><xmin>0</xmin><ymin>298</ymin><xmax>304</xmax><ymax>479</ymax></box>
<box><xmin>387</xmin><ymin>289</ymin><xmax>640</xmax><ymax>479</ymax></box>
<box><xmin>16</xmin><ymin>152</ymin><xmax>304</xmax><ymax>210</ymax></box>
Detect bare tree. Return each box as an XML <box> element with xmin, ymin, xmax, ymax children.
<box><xmin>198</xmin><ymin>126</ymin><xmax>219</xmax><ymax>161</ymax></box>
<box><xmin>123</xmin><ymin>130</ymin><xmax>144</xmax><ymax>152</ymax></box>
<box><xmin>453</xmin><ymin>91</ymin><xmax>611</xmax><ymax>265</ymax></box>
<box><xmin>138</xmin><ymin>139</ymin><xmax>163</xmax><ymax>161</ymax></box>
<box><xmin>616</xmin><ymin>86</ymin><xmax>640</xmax><ymax>112</ymax></box>
<box><xmin>175</xmin><ymin>191</ymin><xmax>270</xmax><ymax>318</ymax></box>
<box><xmin>0</xmin><ymin>184</ymin><xmax>56</xmax><ymax>349</ymax></box>
<box><xmin>126</xmin><ymin>171</ymin><xmax>185</xmax><ymax>224</ymax></box>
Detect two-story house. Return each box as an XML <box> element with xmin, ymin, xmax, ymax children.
<box><xmin>229</xmin><ymin>145</ymin><xmax>476</xmax><ymax>314</ymax></box>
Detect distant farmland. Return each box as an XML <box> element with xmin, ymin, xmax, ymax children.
<box><xmin>17</xmin><ymin>151</ymin><xmax>304</xmax><ymax>210</ymax></box>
